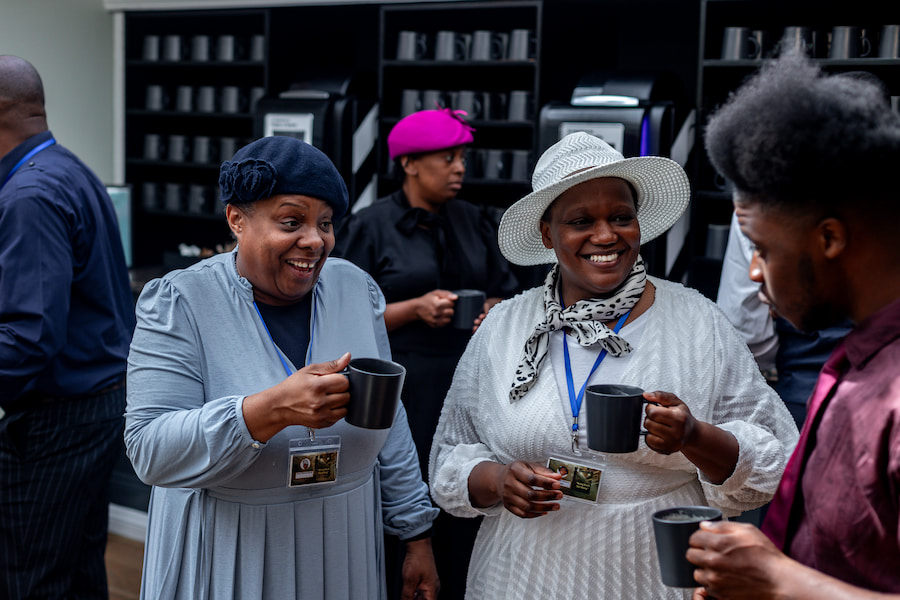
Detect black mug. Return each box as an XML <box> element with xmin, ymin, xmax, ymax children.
<box><xmin>435</xmin><ymin>30</ymin><xmax>466</xmax><ymax>61</ymax></box>
<box><xmin>585</xmin><ymin>384</ymin><xmax>653</xmax><ymax>453</ymax></box>
<box><xmin>397</xmin><ymin>30</ymin><xmax>428</xmax><ymax>60</ymax></box>
<box><xmin>509</xmin><ymin>150</ymin><xmax>531</xmax><ymax>182</ymax></box>
<box><xmin>400</xmin><ymin>89</ymin><xmax>421</xmax><ymax>117</ymax></box>
<box><xmin>471</xmin><ymin>30</ymin><xmax>506</xmax><ymax>61</ymax></box>
<box><xmin>507</xmin><ymin>90</ymin><xmax>533</xmax><ymax>121</ymax></box>
<box><xmin>720</xmin><ymin>26</ymin><xmax>760</xmax><ymax>60</ymax></box>
<box><xmin>508</xmin><ymin>29</ymin><xmax>535</xmax><ymax>60</ymax></box>
<box><xmin>482</xmin><ymin>149</ymin><xmax>508</xmax><ymax>180</ymax></box>
<box><xmin>345</xmin><ymin>358</ymin><xmax>406</xmax><ymax>429</ymax></box>
<box><xmin>652</xmin><ymin>506</ymin><xmax>724</xmax><ymax>588</ymax></box>
<box><xmin>421</xmin><ymin>89</ymin><xmax>445</xmax><ymax>110</ymax></box>
<box><xmin>456</xmin><ymin>90</ymin><xmax>482</xmax><ymax>119</ymax></box>
<box><xmin>880</xmin><ymin>25</ymin><xmax>900</xmax><ymax>58</ymax></box>
<box><xmin>451</xmin><ymin>289</ymin><xmax>486</xmax><ymax>330</ymax></box>
<box><xmin>830</xmin><ymin>26</ymin><xmax>871</xmax><ymax>59</ymax></box>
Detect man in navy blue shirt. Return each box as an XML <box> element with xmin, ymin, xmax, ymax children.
<box><xmin>0</xmin><ymin>55</ymin><xmax>136</xmax><ymax>599</ymax></box>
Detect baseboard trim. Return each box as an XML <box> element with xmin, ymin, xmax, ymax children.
<box><xmin>108</xmin><ymin>503</ymin><xmax>148</xmax><ymax>542</ymax></box>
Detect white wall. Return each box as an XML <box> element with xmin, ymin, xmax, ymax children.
<box><xmin>0</xmin><ymin>0</ymin><xmax>116</xmax><ymax>183</ymax></box>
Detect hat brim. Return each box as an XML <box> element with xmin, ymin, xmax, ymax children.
<box><xmin>498</xmin><ymin>156</ymin><xmax>690</xmax><ymax>266</ymax></box>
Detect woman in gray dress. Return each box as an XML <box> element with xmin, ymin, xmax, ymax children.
<box><xmin>125</xmin><ymin>136</ymin><xmax>439</xmax><ymax>599</ymax></box>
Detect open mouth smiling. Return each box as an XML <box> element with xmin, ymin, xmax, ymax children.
<box><xmin>286</xmin><ymin>258</ymin><xmax>318</xmax><ymax>272</ymax></box>
<box><xmin>586</xmin><ymin>252</ymin><xmax>621</xmax><ymax>263</ymax></box>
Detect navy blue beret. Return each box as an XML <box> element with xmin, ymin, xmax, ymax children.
<box><xmin>218</xmin><ymin>136</ymin><xmax>349</xmax><ymax>220</ymax></box>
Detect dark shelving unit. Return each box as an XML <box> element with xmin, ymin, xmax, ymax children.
<box><xmin>687</xmin><ymin>0</ymin><xmax>900</xmax><ymax>299</ymax></box>
<box><xmin>377</xmin><ymin>1</ymin><xmax>543</xmax><ymax>210</ymax></box>
<box><xmin>124</xmin><ymin>9</ymin><xmax>269</xmax><ymax>268</ymax></box>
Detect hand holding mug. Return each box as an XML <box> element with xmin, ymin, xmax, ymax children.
<box><xmin>282</xmin><ymin>353</ymin><xmax>351</xmax><ymax>427</ymax></box>
<box><xmin>642</xmin><ymin>390</ymin><xmax>697</xmax><ymax>455</ymax></box>
<box><xmin>645</xmin><ymin>391</ymin><xmax>740</xmax><ymax>484</ymax></box>
<box><xmin>243</xmin><ymin>352</ymin><xmax>351</xmax><ymax>442</ymax></box>
<box><xmin>417</xmin><ymin>289</ymin><xmax>457</xmax><ymax>328</ymax></box>
<box><xmin>687</xmin><ymin>520</ymin><xmax>788</xmax><ymax>600</ymax></box>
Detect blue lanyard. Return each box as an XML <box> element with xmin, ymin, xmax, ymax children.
<box><xmin>0</xmin><ymin>138</ymin><xmax>56</xmax><ymax>190</ymax></box>
<box><xmin>564</xmin><ymin>310</ymin><xmax>630</xmax><ymax>438</ymax></box>
<box><xmin>252</xmin><ymin>294</ymin><xmax>318</xmax><ymax>378</ymax></box>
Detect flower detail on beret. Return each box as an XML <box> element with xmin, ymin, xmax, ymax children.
<box><xmin>219</xmin><ymin>159</ymin><xmax>278</xmax><ymax>204</ymax></box>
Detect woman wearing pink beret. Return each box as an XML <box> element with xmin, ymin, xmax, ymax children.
<box><xmin>333</xmin><ymin>108</ymin><xmax>518</xmax><ymax>600</ymax></box>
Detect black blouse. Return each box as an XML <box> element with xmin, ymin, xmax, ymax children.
<box><xmin>332</xmin><ymin>189</ymin><xmax>518</xmax><ymax>354</ymax></box>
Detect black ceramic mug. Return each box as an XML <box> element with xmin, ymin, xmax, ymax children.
<box><xmin>451</xmin><ymin>289</ymin><xmax>486</xmax><ymax>330</ymax></box>
<box><xmin>720</xmin><ymin>26</ymin><xmax>760</xmax><ymax>60</ymax></box>
<box><xmin>652</xmin><ymin>506</ymin><xmax>724</xmax><ymax>588</ymax></box>
<box><xmin>585</xmin><ymin>384</ymin><xmax>654</xmax><ymax>453</ymax></box>
<box><xmin>344</xmin><ymin>358</ymin><xmax>406</xmax><ymax>429</ymax></box>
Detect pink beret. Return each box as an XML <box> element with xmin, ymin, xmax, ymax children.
<box><xmin>387</xmin><ymin>108</ymin><xmax>475</xmax><ymax>160</ymax></box>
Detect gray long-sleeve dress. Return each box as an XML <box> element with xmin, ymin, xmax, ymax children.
<box><xmin>125</xmin><ymin>250</ymin><xmax>437</xmax><ymax>599</ymax></box>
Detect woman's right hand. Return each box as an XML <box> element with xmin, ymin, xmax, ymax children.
<box><xmin>415</xmin><ymin>289</ymin><xmax>458</xmax><ymax>328</ymax></box>
<box><xmin>468</xmin><ymin>460</ymin><xmax>563</xmax><ymax>518</ymax></box>
<box><xmin>242</xmin><ymin>352</ymin><xmax>351</xmax><ymax>442</ymax></box>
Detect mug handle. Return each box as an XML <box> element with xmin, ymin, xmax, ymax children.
<box><xmin>747</xmin><ymin>35</ymin><xmax>760</xmax><ymax>59</ymax></box>
<box><xmin>861</xmin><ymin>35</ymin><xmax>872</xmax><ymax>58</ymax></box>
<box><xmin>491</xmin><ymin>37</ymin><xmax>505</xmax><ymax>60</ymax></box>
<box><xmin>416</xmin><ymin>36</ymin><xmax>427</xmax><ymax>60</ymax></box>
<box><xmin>454</xmin><ymin>37</ymin><xmax>468</xmax><ymax>61</ymax></box>
<box><xmin>472</xmin><ymin>96</ymin><xmax>483</xmax><ymax>118</ymax></box>
<box><xmin>638</xmin><ymin>398</ymin><xmax>662</xmax><ymax>436</ymax></box>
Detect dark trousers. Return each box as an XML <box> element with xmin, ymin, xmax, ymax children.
<box><xmin>385</xmin><ymin>512</ymin><xmax>482</xmax><ymax>600</ymax></box>
<box><xmin>0</xmin><ymin>387</ymin><xmax>126</xmax><ymax>600</ymax></box>
<box><xmin>388</xmin><ymin>349</ymin><xmax>481</xmax><ymax>600</ymax></box>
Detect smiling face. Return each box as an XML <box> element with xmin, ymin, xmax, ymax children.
<box><xmin>540</xmin><ymin>177</ymin><xmax>641</xmax><ymax>306</ymax></box>
<box><xmin>403</xmin><ymin>145</ymin><xmax>466</xmax><ymax>210</ymax></box>
<box><xmin>227</xmin><ymin>194</ymin><xmax>335</xmax><ymax>306</ymax></box>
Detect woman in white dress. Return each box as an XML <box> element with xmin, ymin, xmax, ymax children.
<box><xmin>126</xmin><ymin>136</ymin><xmax>439</xmax><ymax>599</ymax></box>
<box><xmin>429</xmin><ymin>132</ymin><xmax>798</xmax><ymax>600</ymax></box>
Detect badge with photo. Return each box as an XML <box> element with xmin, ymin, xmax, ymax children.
<box><xmin>288</xmin><ymin>436</ymin><xmax>341</xmax><ymax>487</ymax></box>
<box><xmin>547</xmin><ymin>455</ymin><xmax>605</xmax><ymax>504</ymax></box>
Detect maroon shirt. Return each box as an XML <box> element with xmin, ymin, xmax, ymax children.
<box><xmin>785</xmin><ymin>297</ymin><xmax>900</xmax><ymax>591</ymax></box>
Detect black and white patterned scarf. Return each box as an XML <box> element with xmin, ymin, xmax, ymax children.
<box><xmin>509</xmin><ymin>256</ymin><xmax>646</xmax><ymax>402</ymax></box>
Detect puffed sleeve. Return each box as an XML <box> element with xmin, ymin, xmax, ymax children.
<box><xmin>428</xmin><ymin>321</ymin><xmax>506</xmax><ymax>519</ymax></box>
<box><xmin>124</xmin><ymin>278</ymin><xmax>264</xmax><ymax>488</ymax></box>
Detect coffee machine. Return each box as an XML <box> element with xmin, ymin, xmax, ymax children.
<box><xmin>253</xmin><ymin>73</ymin><xmax>379</xmax><ymax>210</ymax></box>
<box><xmin>537</xmin><ymin>71</ymin><xmax>695</xmax><ymax>278</ymax></box>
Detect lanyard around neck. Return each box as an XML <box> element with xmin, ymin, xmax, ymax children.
<box><xmin>1</xmin><ymin>138</ymin><xmax>56</xmax><ymax>190</ymax></box>
<box><xmin>563</xmin><ymin>310</ymin><xmax>630</xmax><ymax>445</ymax></box>
<box><xmin>252</xmin><ymin>296</ymin><xmax>318</xmax><ymax>378</ymax></box>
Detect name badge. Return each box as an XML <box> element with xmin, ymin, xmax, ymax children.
<box><xmin>288</xmin><ymin>435</ymin><xmax>341</xmax><ymax>487</ymax></box>
<box><xmin>547</xmin><ymin>454</ymin><xmax>606</xmax><ymax>504</ymax></box>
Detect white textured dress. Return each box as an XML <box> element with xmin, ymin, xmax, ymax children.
<box><xmin>126</xmin><ymin>251</ymin><xmax>438</xmax><ymax>599</ymax></box>
<box><xmin>429</xmin><ymin>278</ymin><xmax>798</xmax><ymax>600</ymax></box>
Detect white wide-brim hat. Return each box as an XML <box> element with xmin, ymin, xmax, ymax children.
<box><xmin>498</xmin><ymin>132</ymin><xmax>691</xmax><ymax>266</ymax></box>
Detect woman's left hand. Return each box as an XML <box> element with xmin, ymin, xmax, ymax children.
<box><xmin>643</xmin><ymin>391</ymin><xmax>739</xmax><ymax>484</ymax></box>
<box><xmin>401</xmin><ymin>538</ymin><xmax>440</xmax><ymax>600</ymax></box>
<box><xmin>642</xmin><ymin>391</ymin><xmax>697</xmax><ymax>454</ymax></box>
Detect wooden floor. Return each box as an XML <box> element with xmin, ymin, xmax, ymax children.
<box><xmin>105</xmin><ymin>534</ymin><xmax>144</xmax><ymax>600</ymax></box>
